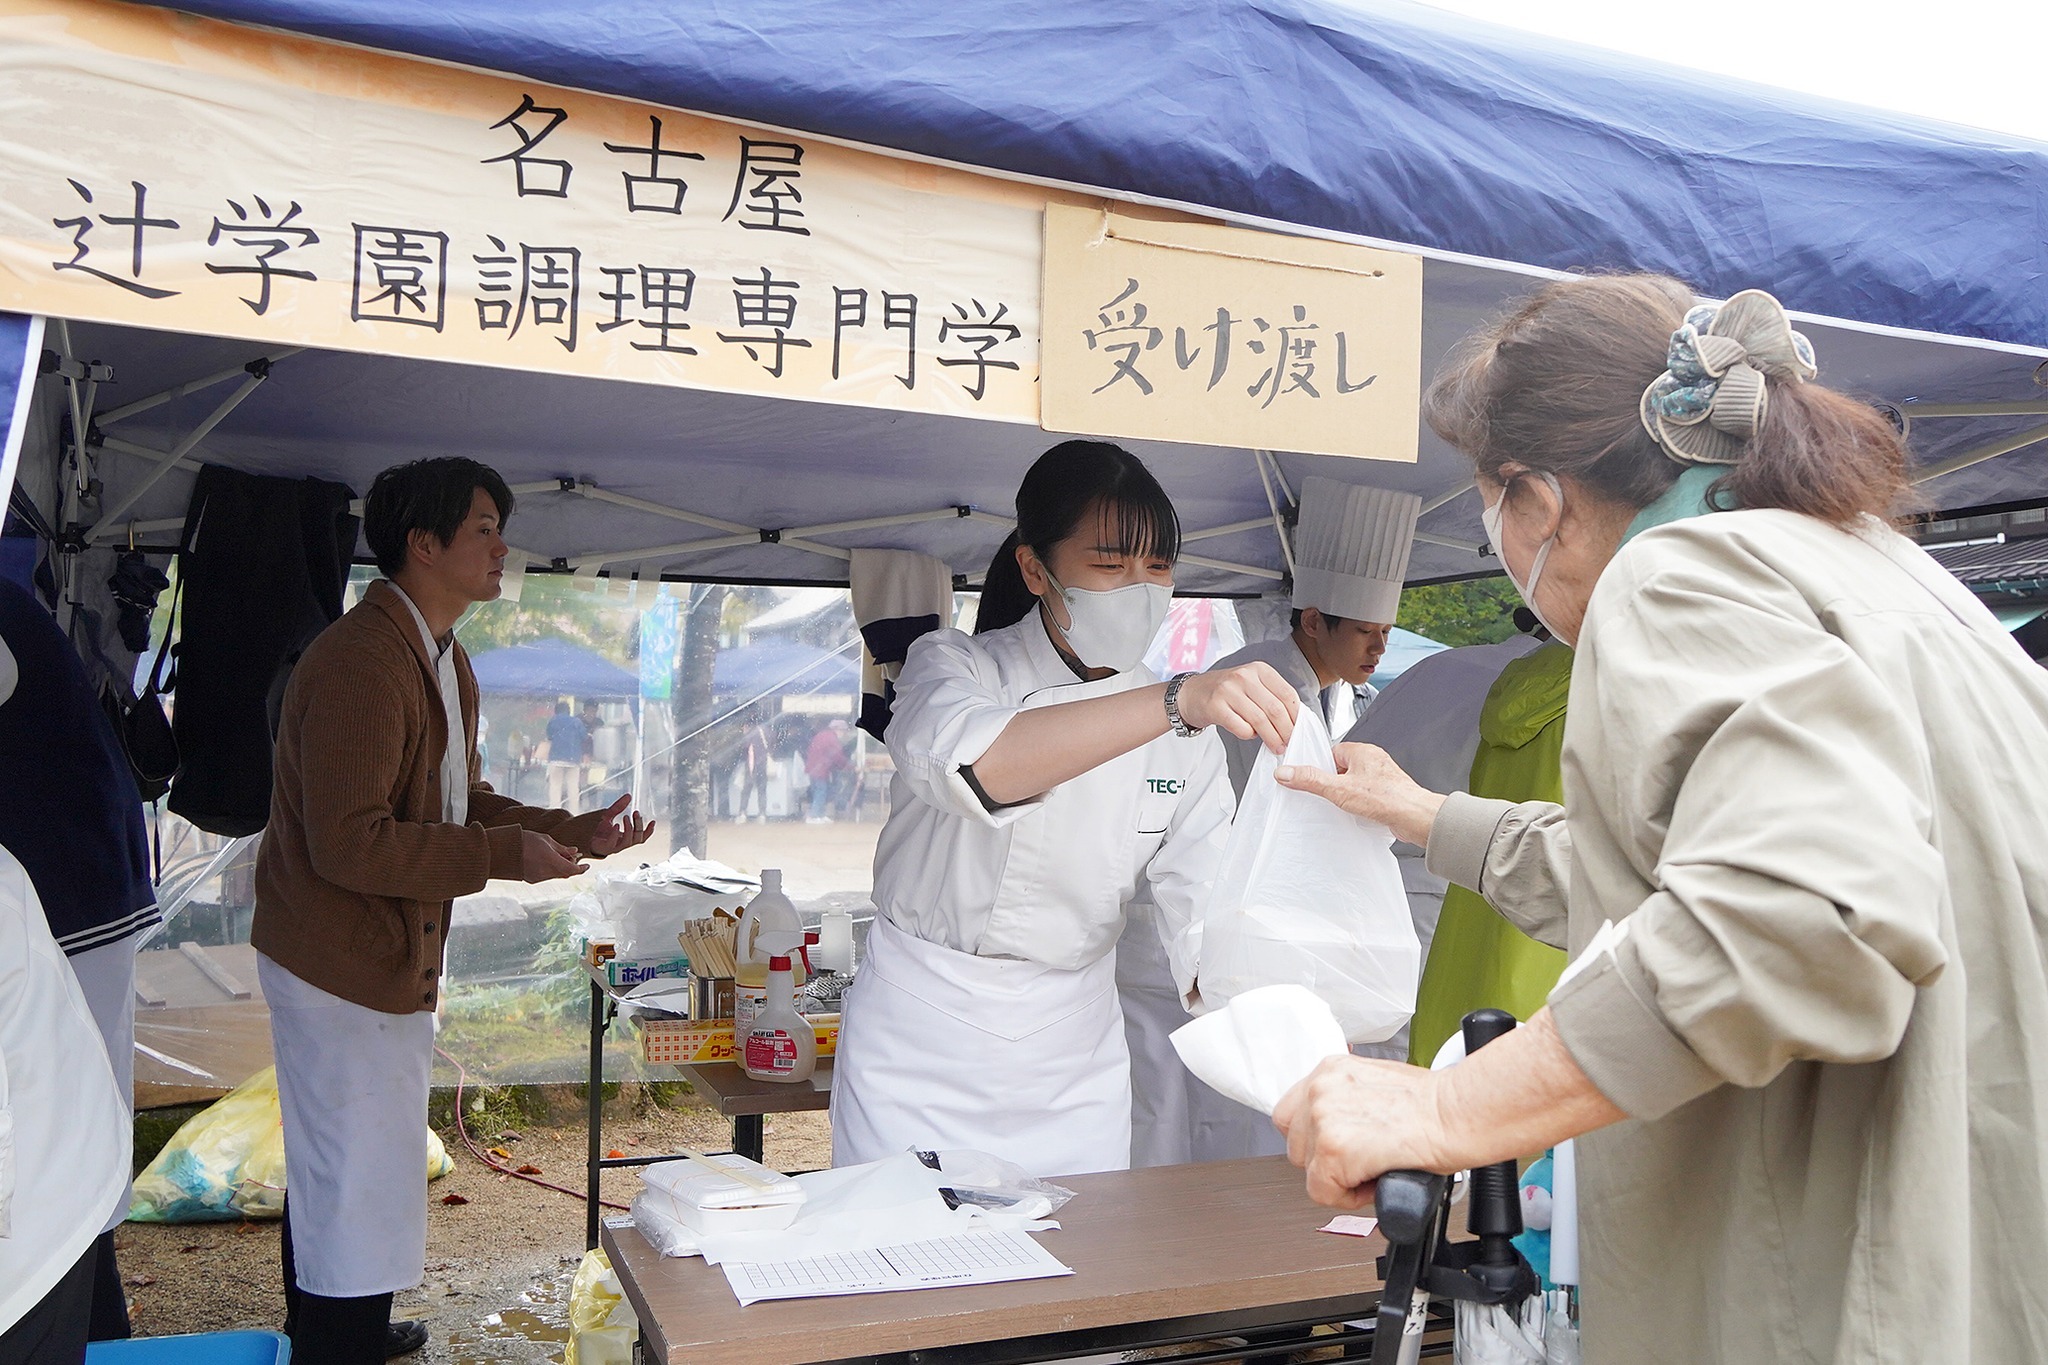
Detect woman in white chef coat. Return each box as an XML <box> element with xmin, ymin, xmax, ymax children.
<box><xmin>832</xmin><ymin>440</ymin><xmax>1300</xmax><ymax>1177</ymax></box>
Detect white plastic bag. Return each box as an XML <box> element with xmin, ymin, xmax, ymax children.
<box><xmin>1196</xmin><ymin>708</ymin><xmax>1418</xmax><ymax>1043</ymax></box>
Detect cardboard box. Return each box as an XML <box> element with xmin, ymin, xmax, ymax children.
<box><xmin>641</xmin><ymin>1013</ymin><xmax>841</xmax><ymax>1067</ymax></box>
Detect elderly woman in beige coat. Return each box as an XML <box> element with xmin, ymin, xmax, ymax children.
<box><xmin>1272</xmin><ymin>275</ymin><xmax>2048</xmax><ymax>1363</ymax></box>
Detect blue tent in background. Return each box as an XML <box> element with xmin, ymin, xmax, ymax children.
<box><xmin>714</xmin><ymin>638</ymin><xmax>859</xmax><ymax>701</ymax></box>
<box><xmin>468</xmin><ymin>639</ymin><xmax>640</xmax><ymax>699</ymax></box>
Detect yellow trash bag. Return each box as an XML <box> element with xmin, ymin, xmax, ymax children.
<box><xmin>565</xmin><ymin>1248</ymin><xmax>639</xmax><ymax>1365</ymax></box>
<box><xmin>128</xmin><ymin>1066</ymin><xmax>456</xmax><ymax>1223</ymax></box>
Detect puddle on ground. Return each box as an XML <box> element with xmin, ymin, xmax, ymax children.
<box><xmin>446</xmin><ymin>1268</ymin><xmax>574</xmax><ymax>1365</ymax></box>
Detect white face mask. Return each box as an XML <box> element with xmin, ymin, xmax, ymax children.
<box><xmin>1480</xmin><ymin>472</ymin><xmax>1564</xmax><ymax>638</ymax></box>
<box><xmin>1043</xmin><ymin>572</ymin><xmax>1172</xmax><ymax>672</ymax></box>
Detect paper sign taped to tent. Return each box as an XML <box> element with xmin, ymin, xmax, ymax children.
<box><xmin>1041</xmin><ymin>205</ymin><xmax>1423</xmax><ymax>461</ymax></box>
<box><xmin>0</xmin><ymin>0</ymin><xmax>1050</xmax><ymax>425</ymax></box>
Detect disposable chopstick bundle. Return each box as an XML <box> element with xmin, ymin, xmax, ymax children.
<box><xmin>681</xmin><ymin>917</ymin><xmax>738</xmax><ymax>978</ymax></box>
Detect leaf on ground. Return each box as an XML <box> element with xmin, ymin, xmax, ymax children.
<box><xmin>440</xmin><ymin>1193</ymin><xmax>470</xmax><ymax>1205</ymax></box>
<box><xmin>515</xmin><ymin>1164</ymin><xmax>544</xmax><ymax>1176</ymax></box>
<box><xmin>607</xmin><ymin>1149</ymin><xmax>626</xmax><ymax>1159</ymax></box>
<box><xmin>488</xmin><ymin>1146</ymin><xmax>513</xmax><ymax>1161</ymax></box>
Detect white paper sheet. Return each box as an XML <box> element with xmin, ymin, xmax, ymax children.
<box><xmin>722</xmin><ymin>1227</ymin><xmax>1072</xmax><ymax>1305</ymax></box>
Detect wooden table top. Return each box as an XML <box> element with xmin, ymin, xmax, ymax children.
<box><xmin>680</xmin><ymin>1059</ymin><xmax>835</xmax><ymax>1118</ymax></box>
<box><xmin>603</xmin><ymin>1155</ymin><xmax>1385</xmax><ymax>1365</ymax></box>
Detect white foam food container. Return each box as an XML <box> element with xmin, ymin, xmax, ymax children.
<box><xmin>638</xmin><ymin>1152</ymin><xmax>807</xmax><ymax>1235</ymax></box>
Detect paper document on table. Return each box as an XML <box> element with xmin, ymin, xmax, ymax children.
<box><xmin>722</xmin><ymin>1228</ymin><xmax>1072</xmax><ymax>1305</ymax></box>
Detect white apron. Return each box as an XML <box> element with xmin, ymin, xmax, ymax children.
<box><xmin>260</xmin><ymin>953</ymin><xmax>436</xmax><ymax>1298</ymax></box>
<box><xmin>263</xmin><ymin>582</ymin><xmax>457</xmax><ymax>1299</ymax></box>
<box><xmin>1115</xmin><ymin>903</ymin><xmax>1285</xmax><ymax>1166</ymax></box>
<box><xmin>831</xmin><ymin>914</ymin><xmax>1131</xmax><ymax>1178</ymax></box>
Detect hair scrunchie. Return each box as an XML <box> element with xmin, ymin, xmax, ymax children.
<box><xmin>1639</xmin><ymin>290</ymin><xmax>1818</xmax><ymax>465</ymax></box>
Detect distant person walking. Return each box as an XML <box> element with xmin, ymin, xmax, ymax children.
<box><xmin>740</xmin><ymin>715</ymin><xmax>772</xmax><ymax>821</ymax></box>
<box><xmin>543</xmin><ymin>700</ymin><xmax>587</xmax><ymax>808</ymax></box>
<box><xmin>804</xmin><ymin>719</ymin><xmax>851</xmax><ymax>823</ymax></box>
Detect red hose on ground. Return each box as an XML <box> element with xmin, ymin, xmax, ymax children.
<box><xmin>434</xmin><ymin>1044</ymin><xmax>629</xmax><ymax>1211</ymax></box>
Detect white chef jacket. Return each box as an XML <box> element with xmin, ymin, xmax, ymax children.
<box><xmin>873</xmin><ymin>613</ymin><xmax>1230</xmax><ymax>994</ymax></box>
<box><xmin>1210</xmin><ymin>633</ymin><xmax>1364</xmax><ymax>799</ymax></box>
<box><xmin>0</xmin><ymin>845</ymin><xmax>130</xmax><ymax>1332</ymax></box>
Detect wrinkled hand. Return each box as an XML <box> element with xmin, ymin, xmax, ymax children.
<box><xmin>1274</xmin><ymin>742</ymin><xmax>1444</xmax><ymax>846</ymax></box>
<box><xmin>1176</xmin><ymin>661</ymin><xmax>1299</xmax><ymax>753</ymax></box>
<box><xmin>1273</xmin><ymin>1055</ymin><xmax>1459</xmax><ymax>1211</ymax></box>
<box><xmin>520</xmin><ymin>829</ymin><xmax>586</xmax><ymax>883</ymax></box>
<box><xmin>587</xmin><ymin>793</ymin><xmax>656</xmax><ymax>858</ymax></box>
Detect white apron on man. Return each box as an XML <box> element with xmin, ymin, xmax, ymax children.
<box><xmin>258</xmin><ymin>585</ymin><xmax>463</xmax><ymax>1298</ymax></box>
<box><xmin>833</xmin><ymin>614</ymin><xmax>1230</xmax><ymax>1178</ymax></box>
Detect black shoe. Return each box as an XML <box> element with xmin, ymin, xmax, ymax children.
<box><xmin>385</xmin><ymin>1319</ymin><xmax>430</xmax><ymax>1358</ymax></box>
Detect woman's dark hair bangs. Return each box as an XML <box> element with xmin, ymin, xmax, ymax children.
<box><xmin>1098</xmin><ymin>480</ymin><xmax>1181</xmax><ymax>565</ymax></box>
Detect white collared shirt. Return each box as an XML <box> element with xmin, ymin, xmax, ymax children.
<box><xmin>872</xmin><ymin>613</ymin><xmax>1231</xmax><ymax>993</ymax></box>
<box><xmin>387</xmin><ymin>581</ymin><xmax>469</xmax><ymax>826</ymax></box>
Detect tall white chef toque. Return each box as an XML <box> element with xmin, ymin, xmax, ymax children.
<box><xmin>1290</xmin><ymin>478</ymin><xmax>1422</xmax><ymax>625</ymax></box>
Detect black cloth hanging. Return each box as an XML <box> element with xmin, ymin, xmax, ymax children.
<box><xmin>167</xmin><ymin>464</ymin><xmax>358</xmax><ymax>837</ymax></box>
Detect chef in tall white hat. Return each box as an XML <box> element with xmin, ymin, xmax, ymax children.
<box><xmin>1212</xmin><ymin>478</ymin><xmax>1421</xmax><ymax>797</ymax></box>
<box><xmin>1118</xmin><ymin>477</ymin><xmax>1421</xmax><ymax>1167</ymax></box>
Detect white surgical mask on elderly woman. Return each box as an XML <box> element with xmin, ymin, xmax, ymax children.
<box><xmin>1480</xmin><ymin>472</ymin><xmax>1566</xmax><ymax>638</ymax></box>
<box><xmin>1043</xmin><ymin>572</ymin><xmax>1172</xmax><ymax>672</ymax></box>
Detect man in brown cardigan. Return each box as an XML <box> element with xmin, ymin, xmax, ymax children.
<box><xmin>252</xmin><ymin>458</ymin><xmax>651</xmax><ymax>1365</ymax></box>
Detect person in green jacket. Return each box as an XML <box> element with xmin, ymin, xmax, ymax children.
<box><xmin>1406</xmin><ymin>640</ymin><xmax>1571</xmax><ymax>1065</ymax></box>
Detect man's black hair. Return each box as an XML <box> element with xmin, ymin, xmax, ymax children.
<box><xmin>1291</xmin><ymin>607</ymin><xmax>1346</xmax><ymax>631</ymax></box>
<box><xmin>362</xmin><ymin>457</ymin><xmax>515</xmax><ymax>578</ymax></box>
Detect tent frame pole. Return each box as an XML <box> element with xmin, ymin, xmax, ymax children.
<box><xmin>85</xmin><ymin>370</ymin><xmax>270</xmax><ymax>543</ymax></box>
<box><xmin>1911</xmin><ymin>420</ymin><xmax>2048</xmax><ymax>486</ymax></box>
<box><xmin>95</xmin><ymin>348</ymin><xmax>304</xmax><ymax>427</ymax></box>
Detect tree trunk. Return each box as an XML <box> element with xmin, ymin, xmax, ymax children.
<box><xmin>669</xmin><ymin>583</ymin><xmax>727</xmax><ymax>860</ymax></box>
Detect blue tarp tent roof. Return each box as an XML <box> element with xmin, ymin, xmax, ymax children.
<box><xmin>139</xmin><ymin>0</ymin><xmax>2048</xmax><ymax>348</ymax></box>
<box><xmin>469</xmin><ymin>638</ymin><xmax>641</xmax><ymax>699</ymax></box>
<box><xmin>714</xmin><ymin>638</ymin><xmax>859</xmax><ymax>700</ymax></box>
<box><xmin>10</xmin><ymin>1</ymin><xmax>2048</xmax><ymax>597</ymax></box>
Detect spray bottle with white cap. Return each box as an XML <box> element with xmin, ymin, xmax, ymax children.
<box><xmin>734</xmin><ymin>869</ymin><xmax>802</xmax><ymax>1040</ymax></box>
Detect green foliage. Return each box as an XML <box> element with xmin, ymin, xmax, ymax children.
<box><xmin>448</xmin><ymin>571</ymin><xmax>644</xmax><ymax>665</ymax></box>
<box><xmin>1397</xmin><ymin>577</ymin><xmax>1524</xmax><ymax>647</ymax></box>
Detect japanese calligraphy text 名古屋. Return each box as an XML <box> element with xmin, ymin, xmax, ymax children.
<box><xmin>43</xmin><ymin>95</ymin><xmax>1029</xmax><ymax>401</ymax></box>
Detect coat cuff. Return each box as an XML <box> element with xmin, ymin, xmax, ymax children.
<box><xmin>1547</xmin><ymin>932</ymin><xmax>1723</xmax><ymax>1121</ymax></box>
<box><xmin>484</xmin><ymin>824</ymin><xmax>525</xmax><ymax>881</ymax></box>
<box><xmin>937</xmin><ymin>705</ymin><xmax>1043</xmax><ymax>828</ymax></box>
<box><xmin>1423</xmin><ymin>792</ymin><xmax>1516</xmax><ymax>894</ymax></box>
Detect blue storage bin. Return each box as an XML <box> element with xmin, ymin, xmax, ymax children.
<box><xmin>86</xmin><ymin>1330</ymin><xmax>290</xmax><ymax>1365</ymax></box>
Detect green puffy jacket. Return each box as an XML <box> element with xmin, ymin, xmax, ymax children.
<box><xmin>1407</xmin><ymin>641</ymin><xmax>1572</xmax><ymax>1065</ymax></box>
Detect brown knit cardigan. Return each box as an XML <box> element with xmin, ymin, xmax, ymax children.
<box><xmin>252</xmin><ymin>580</ymin><xmax>605</xmax><ymax>1013</ymax></box>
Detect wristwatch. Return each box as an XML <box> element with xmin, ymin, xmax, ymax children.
<box><xmin>1163</xmin><ymin>673</ymin><xmax>1203</xmax><ymax>737</ymax></box>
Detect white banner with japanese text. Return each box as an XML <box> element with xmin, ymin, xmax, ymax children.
<box><xmin>0</xmin><ymin>0</ymin><xmax>1048</xmax><ymax>422</ymax></box>
<box><xmin>0</xmin><ymin>0</ymin><xmax>1421</xmax><ymax>461</ymax></box>
<box><xmin>1040</xmin><ymin>206</ymin><xmax>1423</xmax><ymax>462</ymax></box>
